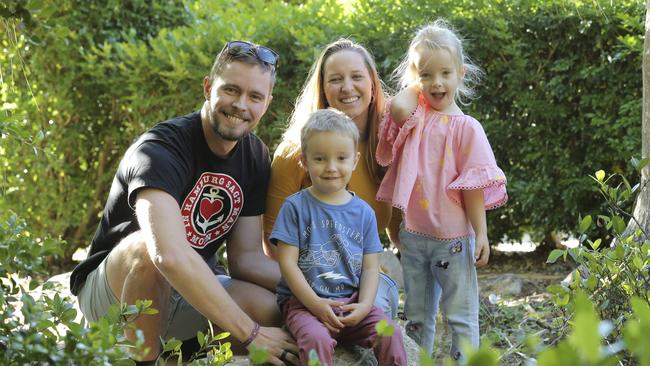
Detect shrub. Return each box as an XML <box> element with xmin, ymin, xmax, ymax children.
<box><xmin>546</xmin><ymin>159</ymin><xmax>650</xmax><ymax>363</ymax></box>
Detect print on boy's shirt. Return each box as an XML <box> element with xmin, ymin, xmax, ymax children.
<box><xmin>305</xmin><ymin>278</ymin><xmax>349</xmax><ymax>295</ymax></box>
<box><xmin>301</xmin><ymin>219</ymin><xmax>364</xmax><ymax>242</ymax></box>
<box><xmin>298</xmin><ymin>219</ymin><xmax>364</xmax><ymax>280</ymax></box>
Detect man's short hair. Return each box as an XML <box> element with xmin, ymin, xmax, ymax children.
<box><xmin>208</xmin><ymin>41</ymin><xmax>277</xmax><ymax>87</ymax></box>
<box><xmin>300</xmin><ymin>108</ymin><xmax>360</xmax><ymax>153</ymax></box>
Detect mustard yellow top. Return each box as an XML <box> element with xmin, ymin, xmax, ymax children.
<box><xmin>264</xmin><ymin>139</ymin><xmax>394</xmax><ymax>235</ymax></box>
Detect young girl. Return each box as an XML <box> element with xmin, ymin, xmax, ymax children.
<box><xmin>376</xmin><ymin>19</ymin><xmax>508</xmax><ymax>359</ymax></box>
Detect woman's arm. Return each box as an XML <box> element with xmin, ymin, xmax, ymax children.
<box><xmin>263</xmin><ymin>144</ymin><xmax>307</xmax><ymax>259</ymax></box>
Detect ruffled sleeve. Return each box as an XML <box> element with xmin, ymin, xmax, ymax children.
<box><xmin>376</xmin><ymin>101</ymin><xmax>425</xmax><ymax>167</ymax></box>
<box><xmin>446</xmin><ymin>117</ymin><xmax>508</xmax><ymax>210</ymax></box>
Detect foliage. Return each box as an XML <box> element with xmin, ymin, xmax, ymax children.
<box><xmin>0</xmin><ymin>0</ymin><xmax>647</xmax><ymax>364</ymax></box>
<box><xmin>546</xmin><ymin>159</ymin><xmax>650</xmax><ymax>363</ymax></box>
<box><xmin>1</xmin><ymin>211</ymin><xmax>131</xmax><ymax>364</ymax></box>
<box><xmin>0</xmin><ymin>0</ymin><xmax>644</xmax><ymax>265</ymax></box>
<box><xmin>159</xmin><ymin>324</ymin><xmax>233</xmax><ymax>365</ymax></box>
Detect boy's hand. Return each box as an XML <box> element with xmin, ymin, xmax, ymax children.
<box><xmin>338</xmin><ymin>302</ymin><xmax>372</xmax><ymax>327</ymax></box>
<box><xmin>474</xmin><ymin>234</ymin><xmax>490</xmax><ymax>267</ymax></box>
<box><xmin>390</xmin><ymin>84</ymin><xmax>420</xmax><ymax>125</ymax></box>
<box><xmin>307</xmin><ymin>298</ymin><xmax>345</xmax><ymax>333</ymax></box>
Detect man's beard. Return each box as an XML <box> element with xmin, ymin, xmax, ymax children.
<box><xmin>210</xmin><ymin>108</ymin><xmax>249</xmax><ymax>141</ymax></box>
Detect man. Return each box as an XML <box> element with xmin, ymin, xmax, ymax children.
<box><xmin>70</xmin><ymin>41</ymin><xmax>298</xmax><ymax>365</ymax></box>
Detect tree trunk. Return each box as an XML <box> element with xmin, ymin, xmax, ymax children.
<box><xmin>625</xmin><ymin>1</ymin><xmax>650</xmax><ymax>241</ymax></box>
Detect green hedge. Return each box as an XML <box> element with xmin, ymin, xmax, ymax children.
<box><xmin>1</xmin><ymin>0</ymin><xmax>644</xmax><ymax>261</ymax></box>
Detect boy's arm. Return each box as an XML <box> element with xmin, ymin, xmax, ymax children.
<box><xmin>390</xmin><ymin>84</ymin><xmax>420</xmax><ymax>125</ymax></box>
<box><xmin>339</xmin><ymin>252</ymin><xmax>379</xmax><ymax>327</ymax></box>
<box><xmin>463</xmin><ymin>189</ymin><xmax>490</xmax><ymax>267</ymax></box>
<box><xmin>277</xmin><ymin>242</ymin><xmax>345</xmax><ymax>332</ymax></box>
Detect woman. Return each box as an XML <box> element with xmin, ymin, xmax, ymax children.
<box><xmin>264</xmin><ymin>39</ymin><xmax>401</xmax><ymax>318</ymax></box>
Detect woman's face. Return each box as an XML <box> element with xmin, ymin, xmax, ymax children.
<box><xmin>322</xmin><ymin>50</ymin><xmax>373</xmax><ymax>133</ymax></box>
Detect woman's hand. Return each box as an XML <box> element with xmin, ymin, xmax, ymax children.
<box><xmin>338</xmin><ymin>302</ymin><xmax>372</xmax><ymax>327</ymax></box>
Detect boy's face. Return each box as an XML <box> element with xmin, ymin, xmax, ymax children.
<box><xmin>301</xmin><ymin>131</ymin><xmax>360</xmax><ymax>198</ymax></box>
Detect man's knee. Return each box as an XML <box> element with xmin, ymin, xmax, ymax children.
<box><xmin>227</xmin><ymin>279</ymin><xmax>281</xmax><ymax>326</ymax></box>
<box><xmin>106</xmin><ymin>231</ymin><xmax>166</xmax><ymax>299</ymax></box>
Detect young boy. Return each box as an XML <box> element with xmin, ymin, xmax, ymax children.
<box><xmin>270</xmin><ymin>109</ymin><xmax>407</xmax><ymax>366</ymax></box>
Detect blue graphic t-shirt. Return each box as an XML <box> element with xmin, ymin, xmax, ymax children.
<box><xmin>270</xmin><ymin>189</ymin><xmax>383</xmax><ymax>306</ymax></box>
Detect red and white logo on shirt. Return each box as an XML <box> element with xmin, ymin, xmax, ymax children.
<box><xmin>181</xmin><ymin>172</ymin><xmax>243</xmax><ymax>249</ymax></box>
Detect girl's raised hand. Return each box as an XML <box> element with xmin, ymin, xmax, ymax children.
<box><xmin>390</xmin><ymin>84</ymin><xmax>421</xmax><ymax>125</ymax></box>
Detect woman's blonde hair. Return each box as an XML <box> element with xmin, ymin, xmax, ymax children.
<box><xmin>393</xmin><ymin>19</ymin><xmax>483</xmax><ymax>104</ymax></box>
<box><xmin>283</xmin><ymin>38</ymin><xmax>386</xmax><ymax>183</ymax></box>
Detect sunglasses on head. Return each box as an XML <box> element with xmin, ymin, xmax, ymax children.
<box><xmin>222</xmin><ymin>41</ymin><xmax>279</xmax><ymax>68</ymax></box>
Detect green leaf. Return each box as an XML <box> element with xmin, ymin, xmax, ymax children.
<box><xmin>375</xmin><ymin>319</ymin><xmax>395</xmax><ymax>337</ymax></box>
<box><xmin>591</xmin><ymin>239</ymin><xmax>602</xmax><ymax>250</ymax></box>
<box><xmin>595</xmin><ymin>170</ymin><xmax>606</xmax><ymax>182</ymax></box>
<box><xmin>638</xmin><ymin>157</ymin><xmax>650</xmax><ymax>171</ymax></box>
<box><xmin>586</xmin><ymin>274</ymin><xmax>598</xmax><ymax>291</ymax></box>
<box><xmin>578</xmin><ymin>215</ymin><xmax>592</xmax><ymax>233</ymax></box>
<box><xmin>308</xmin><ymin>349</ymin><xmax>325</xmax><ymax>366</ymax></box>
<box><xmin>568</xmin><ymin>291</ymin><xmax>601</xmax><ymax>363</ymax></box>
<box><xmin>466</xmin><ymin>343</ymin><xmax>500</xmax><ymax>366</ymax></box>
<box><xmin>162</xmin><ymin>338</ymin><xmax>182</xmax><ymax>353</ymax></box>
<box><xmin>546</xmin><ymin>249</ymin><xmax>565</xmax><ymax>264</ymax></box>
<box><xmin>211</xmin><ymin>331</ymin><xmax>230</xmax><ymax>341</ymax></box>
<box><xmin>197</xmin><ymin>331</ymin><xmax>205</xmax><ymax>347</ymax></box>
<box><xmin>249</xmin><ymin>345</ymin><xmax>269</xmax><ymax>365</ymax></box>
<box><xmin>612</xmin><ymin>216</ymin><xmax>626</xmax><ymax>235</ymax></box>
<box><xmin>418</xmin><ymin>348</ymin><xmax>435</xmax><ymax>366</ymax></box>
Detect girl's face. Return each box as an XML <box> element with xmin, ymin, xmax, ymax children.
<box><xmin>414</xmin><ymin>47</ymin><xmax>464</xmax><ymax>113</ymax></box>
<box><xmin>322</xmin><ymin>50</ymin><xmax>373</xmax><ymax>133</ymax></box>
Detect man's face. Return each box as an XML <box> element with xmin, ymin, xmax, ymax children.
<box><xmin>203</xmin><ymin>61</ymin><xmax>273</xmax><ymax>141</ymax></box>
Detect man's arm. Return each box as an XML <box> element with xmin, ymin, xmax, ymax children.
<box><xmin>135</xmin><ymin>188</ymin><xmax>256</xmax><ymax>342</ymax></box>
<box><xmin>227</xmin><ymin>215</ymin><xmax>281</xmax><ymax>292</ymax></box>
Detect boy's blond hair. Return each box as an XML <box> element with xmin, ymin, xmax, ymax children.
<box><xmin>300</xmin><ymin>108</ymin><xmax>360</xmax><ymax>154</ymax></box>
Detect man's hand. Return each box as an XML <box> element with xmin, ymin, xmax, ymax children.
<box><xmin>474</xmin><ymin>234</ymin><xmax>490</xmax><ymax>267</ymax></box>
<box><xmin>338</xmin><ymin>302</ymin><xmax>372</xmax><ymax>327</ymax></box>
<box><xmin>251</xmin><ymin>326</ymin><xmax>299</xmax><ymax>365</ymax></box>
<box><xmin>306</xmin><ymin>298</ymin><xmax>345</xmax><ymax>333</ymax></box>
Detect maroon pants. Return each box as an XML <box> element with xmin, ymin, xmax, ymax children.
<box><xmin>282</xmin><ymin>295</ymin><xmax>407</xmax><ymax>366</ymax></box>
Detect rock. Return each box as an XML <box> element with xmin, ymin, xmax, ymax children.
<box><xmin>331</xmin><ymin>324</ymin><xmax>419</xmax><ymax>365</ymax></box>
<box><xmin>479</xmin><ymin>273</ymin><xmax>524</xmax><ymax>297</ymax></box>
<box><xmin>379</xmin><ymin>250</ymin><xmax>404</xmax><ymax>289</ymax></box>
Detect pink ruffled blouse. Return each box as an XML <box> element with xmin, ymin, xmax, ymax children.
<box><xmin>376</xmin><ymin>95</ymin><xmax>508</xmax><ymax>240</ymax></box>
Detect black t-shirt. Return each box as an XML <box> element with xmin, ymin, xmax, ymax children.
<box><xmin>70</xmin><ymin>112</ymin><xmax>271</xmax><ymax>295</ymax></box>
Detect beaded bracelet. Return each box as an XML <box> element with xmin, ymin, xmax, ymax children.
<box><xmin>242</xmin><ymin>322</ymin><xmax>260</xmax><ymax>347</ymax></box>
